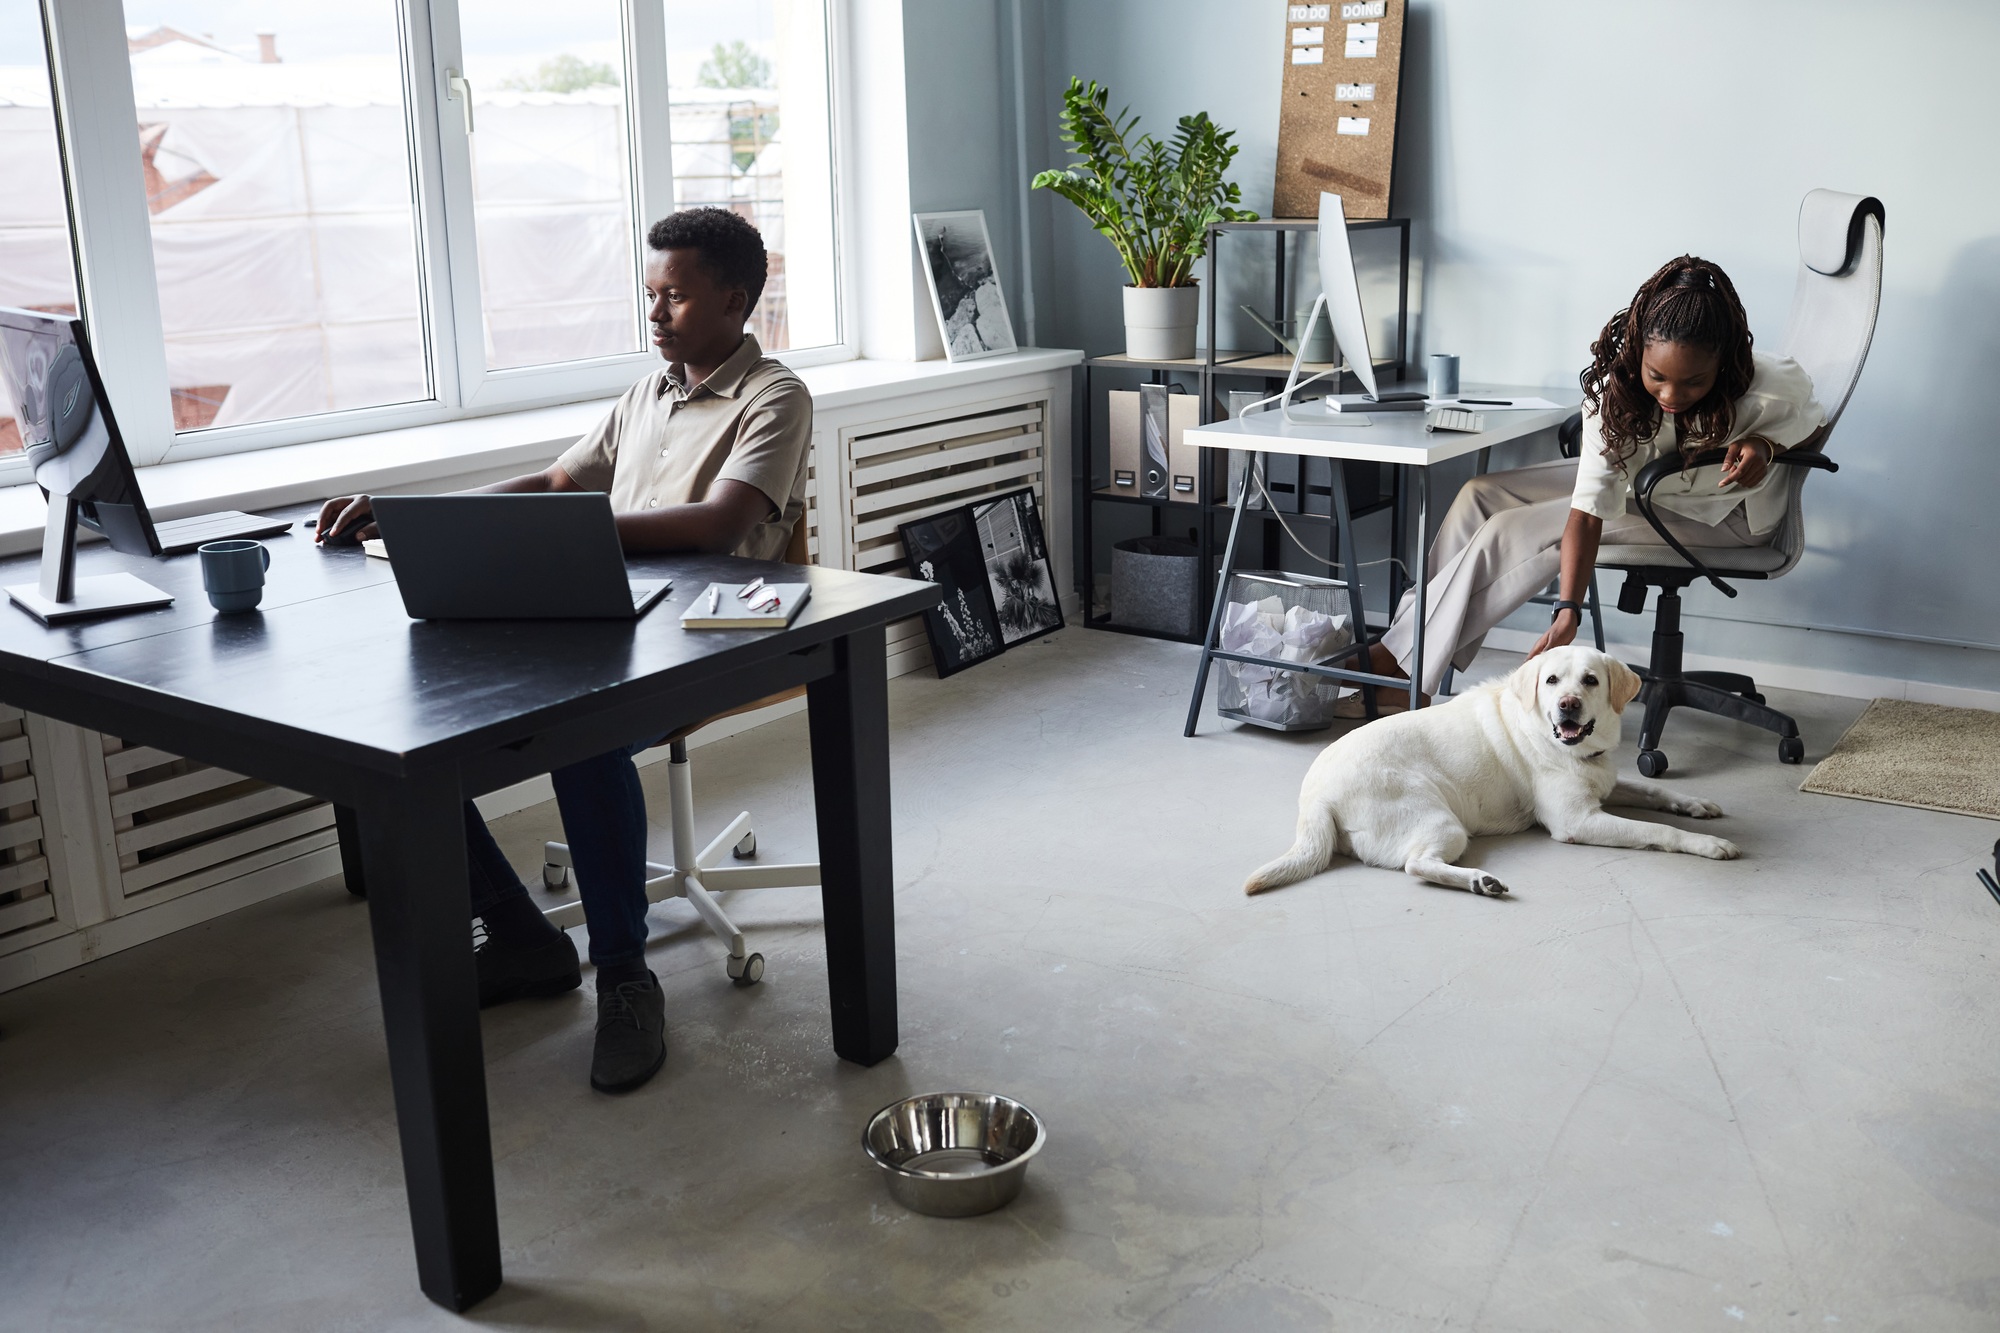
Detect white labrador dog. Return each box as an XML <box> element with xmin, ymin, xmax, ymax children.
<box><xmin>1244</xmin><ymin>645</ymin><xmax>1738</xmax><ymax>897</ymax></box>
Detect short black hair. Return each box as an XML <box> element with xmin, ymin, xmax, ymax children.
<box><xmin>647</xmin><ymin>207</ymin><xmax>767</xmax><ymax>311</ymax></box>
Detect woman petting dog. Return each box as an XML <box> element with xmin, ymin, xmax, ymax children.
<box><xmin>1366</xmin><ymin>255</ymin><xmax>1826</xmax><ymax>702</ymax></box>
<box><xmin>1243</xmin><ymin>257</ymin><xmax>1829</xmax><ymax>898</ymax></box>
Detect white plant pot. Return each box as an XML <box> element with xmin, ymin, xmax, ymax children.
<box><xmin>1123</xmin><ymin>284</ymin><xmax>1199</xmax><ymax>362</ymax></box>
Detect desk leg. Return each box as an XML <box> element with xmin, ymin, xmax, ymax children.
<box><xmin>335</xmin><ymin>803</ymin><xmax>365</xmax><ymax>898</ymax></box>
<box><xmin>1183</xmin><ymin>471</ymin><xmax>1251</xmax><ymax>738</ymax></box>
<box><xmin>358</xmin><ymin>773</ymin><xmax>501</xmax><ymax>1311</ymax></box>
<box><xmin>808</xmin><ymin>626</ymin><xmax>898</xmax><ymax>1066</ymax></box>
<box><xmin>1410</xmin><ymin>467</ymin><xmax>1430</xmax><ymax>712</ymax></box>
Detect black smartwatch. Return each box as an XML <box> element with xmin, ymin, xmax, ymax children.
<box><xmin>1550</xmin><ymin>599</ymin><xmax>1585</xmax><ymax>622</ymax></box>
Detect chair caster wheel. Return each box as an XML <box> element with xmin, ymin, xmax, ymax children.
<box><xmin>727</xmin><ymin>952</ymin><xmax>764</xmax><ymax>987</ymax></box>
<box><xmin>732</xmin><ymin>831</ymin><xmax>757</xmax><ymax>860</ymax></box>
<box><xmin>1779</xmin><ymin>736</ymin><xmax>1805</xmax><ymax>764</ymax></box>
<box><xmin>1743</xmin><ymin>690</ymin><xmax>1766</xmax><ymax>705</ymax></box>
<box><xmin>542</xmin><ymin>863</ymin><xmax>569</xmax><ymax>890</ymax></box>
<box><xmin>1636</xmin><ymin>749</ymin><xmax>1668</xmax><ymax>778</ymax></box>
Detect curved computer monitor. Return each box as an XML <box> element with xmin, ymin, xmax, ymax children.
<box><xmin>1317</xmin><ymin>191</ymin><xmax>1380</xmax><ymax>401</ymax></box>
<box><xmin>0</xmin><ymin>307</ymin><xmax>161</xmax><ymax>556</ymax></box>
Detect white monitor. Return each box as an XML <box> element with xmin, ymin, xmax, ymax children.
<box><xmin>1317</xmin><ymin>191</ymin><xmax>1379</xmax><ymax>399</ymax></box>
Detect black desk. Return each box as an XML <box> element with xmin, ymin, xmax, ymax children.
<box><xmin>0</xmin><ymin>511</ymin><xmax>938</xmax><ymax>1310</ymax></box>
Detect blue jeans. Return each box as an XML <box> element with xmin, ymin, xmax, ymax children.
<box><xmin>464</xmin><ymin>734</ymin><xmax>666</xmax><ymax>971</ymax></box>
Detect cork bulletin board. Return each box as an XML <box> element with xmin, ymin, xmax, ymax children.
<box><xmin>1273</xmin><ymin>0</ymin><xmax>1407</xmax><ymax>219</ymax></box>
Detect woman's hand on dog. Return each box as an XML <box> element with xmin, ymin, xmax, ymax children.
<box><xmin>1526</xmin><ymin>607</ymin><xmax>1581</xmax><ymax>660</ymax></box>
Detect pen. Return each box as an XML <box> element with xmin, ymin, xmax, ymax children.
<box><xmin>707</xmin><ymin>585</ymin><xmax>719</xmax><ymax>613</ymax></box>
<box><xmin>1457</xmin><ymin>398</ymin><xmax>1513</xmax><ymax>407</ymax></box>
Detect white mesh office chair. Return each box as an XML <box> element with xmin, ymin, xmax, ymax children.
<box><xmin>538</xmin><ymin>521</ymin><xmax>818</xmax><ymax>986</ymax></box>
<box><xmin>1596</xmin><ymin>189</ymin><xmax>1885</xmax><ymax>776</ymax></box>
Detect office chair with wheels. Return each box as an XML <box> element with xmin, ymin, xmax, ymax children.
<box><xmin>539</xmin><ymin>519</ymin><xmax>819</xmax><ymax>987</ymax></box>
<box><xmin>1596</xmin><ymin>189</ymin><xmax>1885</xmax><ymax>777</ymax></box>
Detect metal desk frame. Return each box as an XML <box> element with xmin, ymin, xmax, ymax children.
<box><xmin>1181</xmin><ymin>396</ymin><xmax>1575</xmax><ymax>736</ymax></box>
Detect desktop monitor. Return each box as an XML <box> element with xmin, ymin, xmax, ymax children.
<box><xmin>1316</xmin><ymin>191</ymin><xmax>1382</xmax><ymax>400</ymax></box>
<box><xmin>0</xmin><ymin>308</ymin><xmax>163</xmax><ymax>555</ymax></box>
<box><xmin>0</xmin><ymin>307</ymin><xmax>170</xmax><ymax>620</ymax></box>
<box><xmin>1272</xmin><ymin>194</ymin><xmax>1422</xmax><ymax>416</ymax></box>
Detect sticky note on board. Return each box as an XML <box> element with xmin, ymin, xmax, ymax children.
<box><xmin>1291</xmin><ymin>25</ymin><xmax>1325</xmax><ymax>43</ymax></box>
<box><xmin>1335</xmin><ymin>82</ymin><xmax>1375</xmax><ymax>100</ymax></box>
<box><xmin>1291</xmin><ymin>46</ymin><xmax>1324</xmax><ymax>64</ymax></box>
<box><xmin>1288</xmin><ymin>4</ymin><xmax>1331</xmax><ymax>19</ymax></box>
<box><xmin>1337</xmin><ymin>117</ymin><xmax>1370</xmax><ymax>136</ymax></box>
<box><xmin>1341</xmin><ymin>0</ymin><xmax>1385</xmax><ymax>16</ymax></box>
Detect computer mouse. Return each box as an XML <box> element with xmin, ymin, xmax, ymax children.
<box><xmin>310</xmin><ymin>517</ymin><xmax>364</xmax><ymax>547</ymax></box>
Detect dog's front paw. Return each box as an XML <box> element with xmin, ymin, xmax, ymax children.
<box><xmin>1687</xmin><ymin>835</ymin><xmax>1740</xmax><ymax>860</ymax></box>
<box><xmin>1470</xmin><ymin>873</ymin><xmax>1510</xmax><ymax>897</ymax></box>
<box><xmin>1674</xmin><ymin>795</ymin><xmax>1724</xmax><ymax>819</ymax></box>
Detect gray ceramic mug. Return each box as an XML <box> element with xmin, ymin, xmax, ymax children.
<box><xmin>1427</xmin><ymin>353</ymin><xmax>1461</xmax><ymax>399</ymax></box>
<box><xmin>199</xmin><ymin>539</ymin><xmax>270</xmax><ymax>613</ymax></box>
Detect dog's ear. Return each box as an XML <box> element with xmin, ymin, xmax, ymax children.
<box><xmin>1605</xmin><ymin>657</ymin><xmax>1644</xmax><ymax>713</ymax></box>
<box><xmin>1508</xmin><ymin>655</ymin><xmax>1544</xmax><ymax>714</ymax></box>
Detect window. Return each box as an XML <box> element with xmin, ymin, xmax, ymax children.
<box><xmin>120</xmin><ymin>4</ymin><xmax>432</xmax><ymax>431</ymax></box>
<box><xmin>5</xmin><ymin>0</ymin><xmax>845</xmax><ymax>479</ymax></box>
<box><xmin>0</xmin><ymin>0</ymin><xmax>80</xmax><ymax>458</ymax></box>
<box><xmin>663</xmin><ymin>1</ymin><xmax>837</xmax><ymax>353</ymax></box>
<box><xmin>459</xmin><ymin>4</ymin><xmax>643</xmax><ymax>370</ymax></box>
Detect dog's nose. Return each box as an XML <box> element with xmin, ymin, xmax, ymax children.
<box><xmin>1558</xmin><ymin>694</ymin><xmax>1584</xmax><ymax>716</ymax></box>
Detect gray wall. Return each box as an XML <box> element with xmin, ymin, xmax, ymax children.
<box><xmin>997</xmin><ymin>0</ymin><xmax>2000</xmax><ymax>693</ymax></box>
<box><xmin>901</xmin><ymin>0</ymin><xmax>1036</xmax><ymax>345</ymax></box>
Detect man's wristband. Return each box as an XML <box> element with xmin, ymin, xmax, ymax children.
<box><xmin>1550</xmin><ymin>599</ymin><xmax>1585</xmax><ymax>622</ymax></box>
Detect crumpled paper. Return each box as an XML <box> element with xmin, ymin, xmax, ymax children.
<box><xmin>1218</xmin><ymin>596</ymin><xmax>1353</xmax><ymax>726</ymax></box>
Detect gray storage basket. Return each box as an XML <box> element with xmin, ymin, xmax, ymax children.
<box><xmin>1110</xmin><ymin>536</ymin><xmax>1199</xmax><ymax>639</ymax></box>
<box><xmin>1216</xmin><ymin>570</ymin><xmax>1356</xmax><ymax>731</ymax></box>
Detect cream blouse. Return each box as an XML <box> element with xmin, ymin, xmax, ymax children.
<box><xmin>1570</xmin><ymin>349</ymin><xmax>1824</xmax><ymax>534</ymax></box>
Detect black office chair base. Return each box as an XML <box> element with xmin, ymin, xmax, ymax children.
<box><xmin>1613</xmin><ymin>570</ymin><xmax>1810</xmax><ymax>775</ymax></box>
<box><xmin>1632</xmin><ymin>672</ymin><xmax>1805</xmax><ymax>776</ymax></box>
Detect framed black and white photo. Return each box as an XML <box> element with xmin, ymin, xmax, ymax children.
<box><xmin>912</xmin><ymin>210</ymin><xmax>1017</xmax><ymax>362</ymax></box>
<box><xmin>900</xmin><ymin>509</ymin><xmax>1006</xmax><ymax>677</ymax></box>
<box><xmin>972</xmin><ymin>487</ymin><xmax>1064</xmax><ymax>647</ymax></box>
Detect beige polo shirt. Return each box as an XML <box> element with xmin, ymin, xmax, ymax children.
<box><xmin>1571</xmin><ymin>349</ymin><xmax>1824</xmax><ymax>535</ymax></box>
<box><xmin>555</xmin><ymin>334</ymin><xmax>812</xmax><ymax>561</ymax></box>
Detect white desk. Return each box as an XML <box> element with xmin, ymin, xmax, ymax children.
<box><xmin>1181</xmin><ymin>384</ymin><xmax>1577</xmax><ymax>732</ymax></box>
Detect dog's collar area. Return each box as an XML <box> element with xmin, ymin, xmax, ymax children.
<box><xmin>1553</xmin><ymin>717</ymin><xmax>1597</xmax><ymax>747</ymax></box>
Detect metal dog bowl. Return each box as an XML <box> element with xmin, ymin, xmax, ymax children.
<box><xmin>862</xmin><ymin>1091</ymin><xmax>1046</xmax><ymax>1218</ymax></box>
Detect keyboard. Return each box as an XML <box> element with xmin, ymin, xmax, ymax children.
<box><xmin>155</xmin><ymin>510</ymin><xmax>294</xmax><ymax>555</ymax></box>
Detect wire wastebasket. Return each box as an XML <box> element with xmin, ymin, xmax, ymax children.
<box><xmin>1216</xmin><ymin>570</ymin><xmax>1356</xmax><ymax>731</ymax></box>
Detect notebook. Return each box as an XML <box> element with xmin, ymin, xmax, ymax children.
<box><xmin>679</xmin><ymin>581</ymin><xmax>811</xmax><ymax>630</ymax></box>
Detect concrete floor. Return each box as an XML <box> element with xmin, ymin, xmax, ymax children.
<box><xmin>3</xmin><ymin>628</ymin><xmax>1998</xmax><ymax>1331</ymax></box>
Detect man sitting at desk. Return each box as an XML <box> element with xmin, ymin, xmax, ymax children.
<box><xmin>315</xmin><ymin>207</ymin><xmax>811</xmax><ymax>1094</ymax></box>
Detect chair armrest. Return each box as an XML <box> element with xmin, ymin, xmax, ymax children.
<box><xmin>1557</xmin><ymin>411</ymin><xmax>1583</xmax><ymax>458</ymax></box>
<box><xmin>1626</xmin><ymin>446</ymin><xmax>1736</xmax><ymax>597</ymax></box>
<box><xmin>1619</xmin><ymin>445</ymin><xmax>1835</xmax><ymax>600</ymax></box>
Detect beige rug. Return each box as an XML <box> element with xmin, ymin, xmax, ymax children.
<box><xmin>1800</xmin><ymin>698</ymin><xmax>2000</xmax><ymax>820</ymax></box>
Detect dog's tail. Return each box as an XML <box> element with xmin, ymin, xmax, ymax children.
<box><xmin>1243</xmin><ymin>804</ymin><xmax>1339</xmax><ymax>896</ymax></box>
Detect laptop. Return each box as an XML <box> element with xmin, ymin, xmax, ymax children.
<box><xmin>369</xmin><ymin>493</ymin><xmax>672</xmax><ymax>620</ymax></box>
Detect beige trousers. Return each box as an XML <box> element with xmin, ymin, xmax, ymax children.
<box><xmin>1378</xmin><ymin>458</ymin><xmax>1763</xmax><ymax>694</ymax></box>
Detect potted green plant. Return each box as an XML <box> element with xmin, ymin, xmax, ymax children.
<box><xmin>1032</xmin><ymin>77</ymin><xmax>1257</xmax><ymax>360</ymax></box>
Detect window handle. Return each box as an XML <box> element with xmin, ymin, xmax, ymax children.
<box><xmin>446</xmin><ymin>68</ymin><xmax>474</xmax><ymax>134</ymax></box>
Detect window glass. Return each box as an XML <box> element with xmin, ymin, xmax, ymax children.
<box><xmin>665</xmin><ymin>0</ymin><xmax>837</xmax><ymax>352</ymax></box>
<box><xmin>460</xmin><ymin>3</ymin><xmax>642</xmax><ymax>371</ymax></box>
<box><xmin>121</xmin><ymin>5</ymin><xmax>430</xmax><ymax>431</ymax></box>
<box><xmin>0</xmin><ymin>0</ymin><xmax>80</xmax><ymax>457</ymax></box>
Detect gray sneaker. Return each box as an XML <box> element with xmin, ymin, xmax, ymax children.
<box><xmin>590</xmin><ymin>972</ymin><xmax>666</xmax><ymax>1093</ymax></box>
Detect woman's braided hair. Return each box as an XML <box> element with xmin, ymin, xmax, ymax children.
<box><xmin>1580</xmin><ymin>255</ymin><xmax>1754</xmax><ymax>467</ymax></box>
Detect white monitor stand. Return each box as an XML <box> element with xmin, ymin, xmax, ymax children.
<box><xmin>6</xmin><ymin>495</ymin><xmax>172</xmax><ymax>625</ymax></box>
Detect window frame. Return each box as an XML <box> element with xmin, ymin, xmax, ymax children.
<box><xmin>7</xmin><ymin>0</ymin><xmax>854</xmax><ymax>485</ymax></box>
